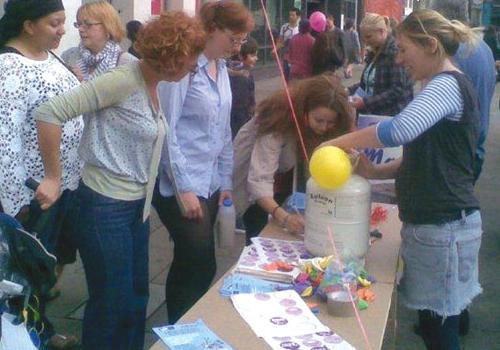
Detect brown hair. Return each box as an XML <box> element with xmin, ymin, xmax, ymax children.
<box><xmin>397</xmin><ymin>9</ymin><xmax>478</xmax><ymax>59</ymax></box>
<box><xmin>77</xmin><ymin>1</ymin><xmax>125</xmax><ymax>42</ymax></box>
<box><xmin>256</xmin><ymin>74</ymin><xmax>353</xmax><ymax>157</ymax></box>
<box><xmin>199</xmin><ymin>0</ymin><xmax>254</xmax><ymax>34</ymax></box>
<box><xmin>135</xmin><ymin>11</ymin><xmax>206</xmax><ymax>73</ymax></box>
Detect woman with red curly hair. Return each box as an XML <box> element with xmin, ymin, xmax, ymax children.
<box><xmin>33</xmin><ymin>12</ymin><xmax>206</xmax><ymax>350</ymax></box>
<box><xmin>155</xmin><ymin>0</ymin><xmax>254</xmax><ymax>324</ymax></box>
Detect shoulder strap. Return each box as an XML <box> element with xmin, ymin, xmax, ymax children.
<box><xmin>439</xmin><ymin>71</ymin><xmax>479</xmax><ymax>125</ymax></box>
<box><xmin>49</xmin><ymin>51</ymin><xmax>78</xmax><ymax>79</ymax></box>
<box><xmin>0</xmin><ymin>46</ymin><xmax>23</xmax><ymax>55</ymax></box>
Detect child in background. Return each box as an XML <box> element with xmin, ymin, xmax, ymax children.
<box><xmin>228</xmin><ymin>37</ymin><xmax>258</xmax><ymax>139</ymax></box>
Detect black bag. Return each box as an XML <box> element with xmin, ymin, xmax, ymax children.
<box><xmin>0</xmin><ymin>215</ymin><xmax>57</xmax><ymax>296</ymax></box>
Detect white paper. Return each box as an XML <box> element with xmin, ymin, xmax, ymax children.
<box><xmin>0</xmin><ymin>313</ymin><xmax>38</xmax><ymax>350</ymax></box>
<box><xmin>353</xmin><ymin>87</ymin><xmax>367</xmax><ymax>98</ymax></box>
<box><xmin>231</xmin><ymin>290</ymin><xmax>329</xmax><ymax>338</ymax></box>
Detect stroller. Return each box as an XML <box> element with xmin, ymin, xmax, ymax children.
<box><xmin>0</xmin><ymin>181</ymin><xmax>58</xmax><ymax>349</ymax></box>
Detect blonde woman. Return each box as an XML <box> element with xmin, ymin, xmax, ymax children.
<box><xmin>349</xmin><ymin>12</ymin><xmax>413</xmax><ymax>116</ymax></box>
<box><xmin>53</xmin><ymin>0</ymin><xmax>137</xmax><ymax>296</ymax></box>
<box><xmin>61</xmin><ymin>1</ymin><xmax>135</xmax><ymax>81</ymax></box>
<box><xmin>321</xmin><ymin>10</ymin><xmax>482</xmax><ymax>350</ymax></box>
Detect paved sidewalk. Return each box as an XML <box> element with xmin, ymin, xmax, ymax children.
<box><xmin>46</xmin><ymin>66</ymin><xmax>500</xmax><ymax>350</ymax></box>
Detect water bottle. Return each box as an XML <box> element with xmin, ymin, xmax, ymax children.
<box><xmin>217</xmin><ymin>198</ymin><xmax>236</xmax><ymax>248</ymax></box>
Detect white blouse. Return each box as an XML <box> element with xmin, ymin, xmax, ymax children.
<box><xmin>0</xmin><ymin>52</ymin><xmax>84</xmax><ymax>216</ymax></box>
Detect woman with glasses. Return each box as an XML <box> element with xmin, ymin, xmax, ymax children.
<box><xmin>34</xmin><ymin>12</ymin><xmax>207</xmax><ymax>350</ymax></box>
<box><xmin>0</xmin><ymin>0</ymin><xmax>82</xmax><ymax>348</ymax></box>
<box><xmin>156</xmin><ymin>0</ymin><xmax>254</xmax><ymax>324</ymax></box>
<box><xmin>62</xmin><ymin>1</ymin><xmax>135</xmax><ymax>82</ymax></box>
<box><xmin>48</xmin><ymin>0</ymin><xmax>136</xmax><ymax>302</ymax></box>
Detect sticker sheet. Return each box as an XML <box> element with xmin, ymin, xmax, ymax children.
<box><xmin>251</xmin><ymin>237</ymin><xmax>311</xmax><ymax>262</ymax></box>
<box><xmin>234</xmin><ymin>238</ymin><xmax>311</xmax><ymax>283</ymax></box>
<box><xmin>230</xmin><ymin>290</ymin><xmax>329</xmax><ymax>338</ymax></box>
<box><xmin>263</xmin><ymin>330</ymin><xmax>357</xmax><ymax>350</ymax></box>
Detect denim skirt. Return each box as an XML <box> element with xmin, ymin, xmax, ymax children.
<box><xmin>398</xmin><ymin>210</ymin><xmax>482</xmax><ymax>317</ymax></box>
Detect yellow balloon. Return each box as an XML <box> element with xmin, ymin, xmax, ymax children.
<box><xmin>309</xmin><ymin>146</ymin><xmax>352</xmax><ymax>190</ymax></box>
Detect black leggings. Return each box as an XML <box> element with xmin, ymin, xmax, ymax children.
<box><xmin>152</xmin><ymin>187</ymin><xmax>219</xmax><ymax>324</ymax></box>
<box><xmin>418</xmin><ymin>310</ymin><xmax>460</xmax><ymax>350</ymax></box>
<box><xmin>242</xmin><ymin>193</ymin><xmax>288</xmax><ymax>246</ymax></box>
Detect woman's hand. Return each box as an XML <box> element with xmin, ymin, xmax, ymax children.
<box><xmin>349</xmin><ymin>95</ymin><xmax>365</xmax><ymax>110</ymax></box>
<box><xmin>284</xmin><ymin>213</ymin><xmax>305</xmax><ymax>235</ymax></box>
<box><xmin>179</xmin><ymin>191</ymin><xmax>203</xmax><ymax>220</ymax></box>
<box><xmin>35</xmin><ymin>178</ymin><xmax>61</xmax><ymax>210</ymax></box>
<box><xmin>354</xmin><ymin>152</ymin><xmax>376</xmax><ymax>179</ymax></box>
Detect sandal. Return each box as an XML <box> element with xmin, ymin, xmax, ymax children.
<box><xmin>46</xmin><ymin>334</ymin><xmax>79</xmax><ymax>349</ymax></box>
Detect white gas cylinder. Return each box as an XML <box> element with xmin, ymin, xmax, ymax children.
<box><xmin>304</xmin><ymin>175</ymin><xmax>371</xmax><ymax>262</ymax></box>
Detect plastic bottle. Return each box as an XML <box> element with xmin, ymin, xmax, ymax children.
<box><xmin>304</xmin><ymin>175</ymin><xmax>371</xmax><ymax>264</ymax></box>
<box><xmin>217</xmin><ymin>198</ymin><xmax>236</xmax><ymax>248</ymax></box>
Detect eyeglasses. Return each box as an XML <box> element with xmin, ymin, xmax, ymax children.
<box><xmin>73</xmin><ymin>21</ymin><xmax>102</xmax><ymax>29</ymax></box>
<box><xmin>223</xmin><ymin>30</ymin><xmax>248</xmax><ymax>47</ymax></box>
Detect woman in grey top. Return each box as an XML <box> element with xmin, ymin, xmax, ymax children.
<box><xmin>53</xmin><ymin>0</ymin><xmax>137</xmax><ymax>296</ymax></box>
<box><xmin>35</xmin><ymin>12</ymin><xmax>206</xmax><ymax>350</ymax></box>
<box><xmin>61</xmin><ymin>1</ymin><xmax>135</xmax><ymax>81</ymax></box>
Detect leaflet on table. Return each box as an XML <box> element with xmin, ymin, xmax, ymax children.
<box><xmin>352</xmin><ymin>87</ymin><xmax>367</xmax><ymax>98</ymax></box>
<box><xmin>219</xmin><ymin>273</ymin><xmax>293</xmax><ymax>297</ymax></box>
<box><xmin>231</xmin><ymin>290</ymin><xmax>329</xmax><ymax>338</ymax></box>
<box><xmin>153</xmin><ymin>319</ymin><xmax>233</xmax><ymax>350</ymax></box>
<box><xmin>357</xmin><ymin>114</ymin><xmax>403</xmax><ymax>185</ymax></box>
<box><xmin>263</xmin><ymin>330</ymin><xmax>357</xmax><ymax>350</ymax></box>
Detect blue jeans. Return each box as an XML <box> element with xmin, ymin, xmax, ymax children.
<box><xmin>75</xmin><ymin>182</ymin><xmax>149</xmax><ymax>350</ymax></box>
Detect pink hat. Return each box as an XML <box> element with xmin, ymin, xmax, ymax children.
<box><xmin>309</xmin><ymin>11</ymin><xmax>326</xmax><ymax>32</ymax></box>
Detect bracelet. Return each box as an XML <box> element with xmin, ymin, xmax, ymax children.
<box><xmin>281</xmin><ymin>214</ymin><xmax>291</xmax><ymax>228</ymax></box>
<box><xmin>271</xmin><ymin>205</ymin><xmax>281</xmax><ymax>218</ymax></box>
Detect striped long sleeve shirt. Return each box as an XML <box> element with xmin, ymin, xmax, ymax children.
<box><xmin>377</xmin><ymin>73</ymin><xmax>464</xmax><ymax>147</ymax></box>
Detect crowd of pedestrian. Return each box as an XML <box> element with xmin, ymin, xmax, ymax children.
<box><xmin>0</xmin><ymin>1</ymin><xmax>497</xmax><ymax>350</ymax></box>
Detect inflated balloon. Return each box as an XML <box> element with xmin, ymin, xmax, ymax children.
<box><xmin>309</xmin><ymin>146</ymin><xmax>352</xmax><ymax>190</ymax></box>
<box><xmin>309</xmin><ymin>11</ymin><xmax>327</xmax><ymax>33</ymax></box>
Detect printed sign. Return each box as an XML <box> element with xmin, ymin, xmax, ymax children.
<box><xmin>357</xmin><ymin>114</ymin><xmax>402</xmax><ymax>165</ymax></box>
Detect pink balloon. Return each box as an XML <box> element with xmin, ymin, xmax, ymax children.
<box><xmin>309</xmin><ymin>11</ymin><xmax>326</xmax><ymax>32</ymax></box>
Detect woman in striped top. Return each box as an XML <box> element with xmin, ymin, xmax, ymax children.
<box><xmin>321</xmin><ymin>9</ymin><xmax>482</xmax><ymax>350</ymax></box>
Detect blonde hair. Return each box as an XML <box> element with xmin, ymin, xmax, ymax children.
<box><xmin>77</xmin><ymin>1</ymin><xmax>126</xmax><ymax>42</ymax></box>
<box><xmin>397</xmin><ymin>9</ymin><xmax>478</xmax><ymax>60</ymax></box>
<box><xmin>360</xmin><ymin>13</ymin><xmax>389</xmax><ymax>32</ymax></box>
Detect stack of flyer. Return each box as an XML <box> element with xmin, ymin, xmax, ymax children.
<box><xmin>233</xmin><ymin>237</ymin><xmax>309</xmax><ymax>283</ymax></box>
